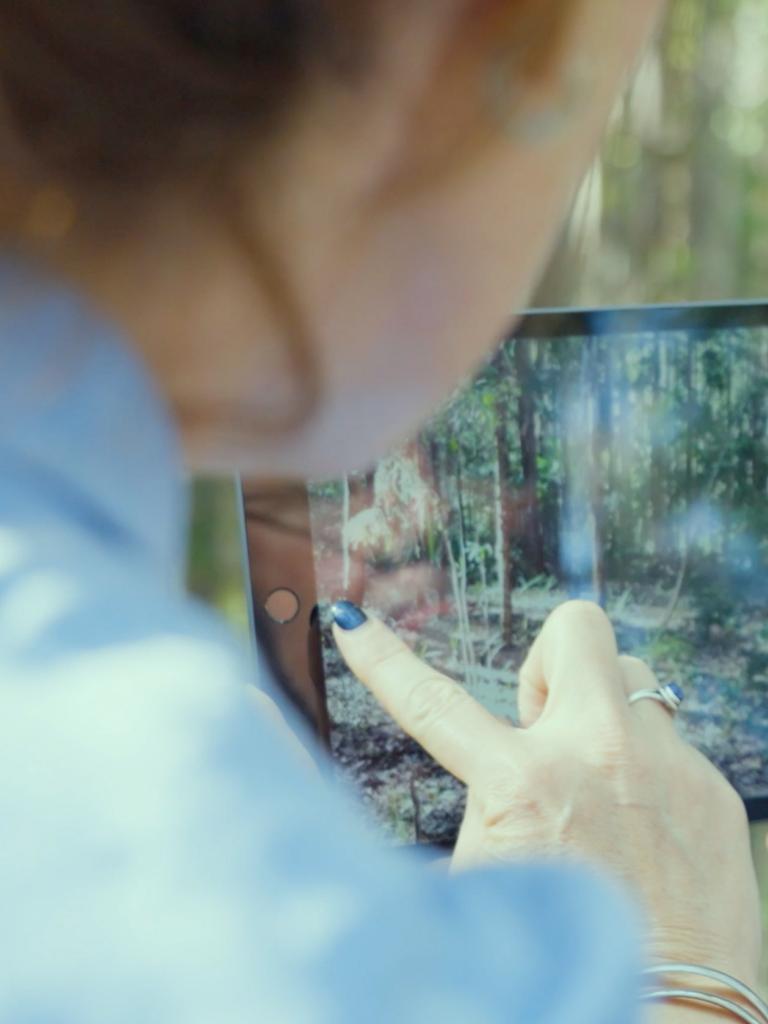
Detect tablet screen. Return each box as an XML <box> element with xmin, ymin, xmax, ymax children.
<box><xmin>307</xmin><ymin>306</ymin><xmax>768</xmax><ymax>844</ymax></box>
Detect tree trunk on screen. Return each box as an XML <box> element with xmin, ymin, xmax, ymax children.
<box><xmin>649</xmin><ymin>339</ymin><xmax>665</xmax><ymax>547</ymax></box>
<box><xmin>596</xmin><ymin>340</ymin><xmax>615</xmax><ymax>570</ymax></box>
<box><xmin>615</xmin><ymin>346</ymin><xmax>632</xmax><ymax>556</ymax></box>
<box><xmin>455</xmin><ymin>449</ymin><xmax>478</xmax><ymax>683</ymax></box>
<box><xmin>586</xmin><ymin>340</ymin><xmax>607</xmax><ymax>607</ymax></box>
<box><xmin>751</xmin><ymin>337</ymin><xmax>768</xmax><ymax>496</ymax></box>
<box><xmin>685</xmin><ymin>337</ymin><xmax>695</xmax><ymax>501</ymax></box>
<box><xmin>429</xmin><ymin>437</ymin><xmax>452</xmax><ymax>608</ymax></box>
<box><xmin>494</xmin><ymin>394</ymin><xmax>514</xmax><ymax>645</ymax></box>
<box><xmin>441</xmin><ymin>443</ymin><xmax>476</xmax><ymax>684</ymax></box>
<box><xmin>514</xmin><ymin>340</ymin><xmax>546</xmax><ymax>577</ymax></box>
<box><xmin>492</xmin><ymin>438</ymin><xmax>505</xmax><ymax>602</ymax></box>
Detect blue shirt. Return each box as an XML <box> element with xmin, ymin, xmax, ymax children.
<box><xmin>0</xmin><ymin>260</ymin><xmax>642</xmax><ymax>1024</ymax></box>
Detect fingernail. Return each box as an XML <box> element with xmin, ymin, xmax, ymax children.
<box><xmin>331</xmin><ymin>600</ymin><xmax>368</xmax><ymax>631</ymax></box>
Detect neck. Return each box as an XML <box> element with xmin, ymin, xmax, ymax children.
<box><xmin>15</xmin><ymin>197</ymin><xmax>307</xmax><ymax>474</ymax></box>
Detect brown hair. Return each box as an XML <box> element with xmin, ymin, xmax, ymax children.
<box><xmin>0</xmin><ymin>2</ymin><xmax>381</xmax><ymax>436</ymax></box>
<box><xmin>0</xmin><ymin>1</ymin><xmax>577</xmax><ymax>195</ymax></box>
<box><xmin>0</xmin><ymin>1</ymin><xmax>575</xmax><ymax>436</ymax></box>
<box><xmin>0</xmin><ymin>2</ymin><xmax>375</xmax><ymax>191</ymax></box>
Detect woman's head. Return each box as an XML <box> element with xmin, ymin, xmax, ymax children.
<box><xmin>0</xmin><ymin>1</ymin><xmax>665</xmax><ymax>477</ymax></box>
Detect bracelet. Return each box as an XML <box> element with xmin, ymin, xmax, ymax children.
<box><xmin>641</xmin><ymin>963</ymin><xmax>768</xmax><ymax>1023</ymax></box>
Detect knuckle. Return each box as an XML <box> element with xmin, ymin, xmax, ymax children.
<box><xmin>404</xmin><ymin>674</ymin><xmax>465</xmax><ymax>736</ymax></box>
<box><xmin>364</xmin><ymin>629</ymin><xmax>409</xmax><ymax>675</ymax></box>
<box><xmin>479</xmin><ymin>765</ymin><xmax>542</xmax><ymax>830</ymax></box>
<box><xmin>589</xmin><ymin>715</ymin><xmax>638</xmax><ymax>773</ymax></box>
<box><xmin>585</xmin><ymin>716</ymin><xmax>638</xmax><ymax>786</ymax></box>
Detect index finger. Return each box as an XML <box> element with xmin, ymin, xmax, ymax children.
<box><xmin>518</xmin><ymin>600</ymin><xmax>629</xmax><ymax>729</ymax></box>
<box><xmin>332</xmin><ymin>613</ymin><xmax>511</xmax><ymax>784</ymax></box>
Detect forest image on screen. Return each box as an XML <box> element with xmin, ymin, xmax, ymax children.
<box><xmin>309</xmin><ymin>326</ymin><xmax>768</xmax><ymax>846</ymax></box>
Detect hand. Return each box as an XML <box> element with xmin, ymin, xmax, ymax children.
<box><xmin>333</xmin><ymin>600</ymin><xmax>762</xmax><ymax>994</ymax></box>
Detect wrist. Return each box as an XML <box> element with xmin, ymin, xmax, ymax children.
<box><xmin>651</xmin><ymin>988</ymin><xmax>761</xmax><ymax>1023</ymax></box>
<box><xmin>642</xmin><ymin>964</ymin><xmax>767</xmax><ymax>1024</ymax></box>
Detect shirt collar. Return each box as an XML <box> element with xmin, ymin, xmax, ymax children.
<box><xmin>0</xmin><ymin>256</ymin><xmax>188</xmax><ymax>583</ymax></box>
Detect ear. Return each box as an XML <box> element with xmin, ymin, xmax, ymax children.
<box><xmin>374</xmin><ymin>0</ymin><xmax>589</xmax><ymax>194</ymax></box>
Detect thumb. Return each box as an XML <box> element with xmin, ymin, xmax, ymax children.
<box><xmin>517</xmin><ymin>600</ymin><xmax>629</xmax><ymax>731</ymax></box>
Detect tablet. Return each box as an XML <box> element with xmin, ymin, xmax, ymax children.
<box><xmin>242</xmin><ymin>302</ymin><xmax>768</xmax><ymax>843</ymax></box>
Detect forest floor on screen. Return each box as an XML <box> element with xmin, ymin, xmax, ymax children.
<box><xmin>318</xmin><ymin>586</ymin><xmax>768</xmax><ymax>846</ymax></box>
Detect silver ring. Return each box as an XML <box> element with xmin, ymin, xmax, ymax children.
<box><xmin>628</xmin><ymin>683</ymin><xmax>684</xmax><ymax>715</ymax></box>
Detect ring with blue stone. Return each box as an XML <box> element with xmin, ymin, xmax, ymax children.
<box><xmin>628</xmin><ymin>682</ymin><xmax>684</xmax><ymax>715</ymax></box>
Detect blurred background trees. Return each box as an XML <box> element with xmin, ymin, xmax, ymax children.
<box><xmin>186</xmin><ymin>476</ymin><xmax>249</xmax><ymax>632</ymax></box>
<box><xmin>538</xmin><ymin>0</ymin><xmax>768</xmax><ymax>307</ymax></box>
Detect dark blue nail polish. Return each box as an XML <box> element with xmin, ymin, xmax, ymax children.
<box><xmin>332</xmin><ymin>600</ymin><xmax>368</xmax><ymax>631</ymax></box>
